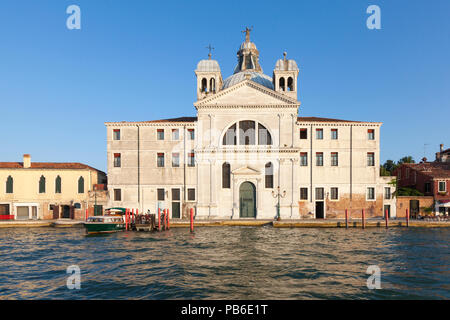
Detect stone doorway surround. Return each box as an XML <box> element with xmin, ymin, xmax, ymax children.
<box><xmin>231</xmin><ymin>166</ymin><xmax>261</xmax><ymax>219</ymax></box>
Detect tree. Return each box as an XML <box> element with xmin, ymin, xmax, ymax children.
<box><xmin>398</xmin><ymin>156</ymin><xmax>415</xmax><ymax>164</ymax></box>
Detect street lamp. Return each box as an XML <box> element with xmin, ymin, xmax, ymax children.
<box><xmin>272</xmin><ymin>186</ymin><xmax>286</xmax><ymax>221</ymax></box>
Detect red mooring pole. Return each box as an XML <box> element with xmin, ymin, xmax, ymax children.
<box><xmin>163</xmin><ymin>209</ymin><xmax>167</xmax><ymax>230</ymax></box>
<box><xmin>125</xmin><ymin>209</ymin><xmax>128</xmax><ymax>231</ymax></box>
<box><xmin>167</xmin><ymin>209</ymin><xmax>170</xmax><ymax>230</ymax></box>
<box><xmin>132</xmin><ymin>208</ymin><xmax>135</xmax><ymax>225</ymax></box>
<box><xmin>385</xmin><ymin>209</ymin><xmax>389</xmax><ymax>229</ymax></box>
<box><xmin>406</xmin><ymin>208</ymin><xmax>410</xmax><ymax>228</ymax></box>
<box><xmin>85</xmin><ymin>208</ymin><xmax>88</xmax><ymax>221</ymax></box>
<box><xmin>345</xmin><ymin>209</ymin><xmax>348</xmax><ymax>229</ymax></box>
<box><xmin>190</xmin><ymin>208</ymin><xmax>194</xmax><ymax>233</ymax></box>
<box><xmin>362</xmin><ymin>209</ymin><xmax>365</xmax><ymax>229</ymax></box>
<box><xmin>158</xmin><ymin>208</ymin><xmax>161</xmax><ymax>231</ymax></box>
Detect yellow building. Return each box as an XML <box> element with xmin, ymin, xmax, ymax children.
<box><xmin>0</xmin><ymin>154</ymin><xmax>107</xmax><ymax>220</ymax></box>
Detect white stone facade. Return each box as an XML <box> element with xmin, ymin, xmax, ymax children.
<box><xmin>105</xmin><ymin>33</ymin><xmax>393</xmax><ymax>220</ymax></box>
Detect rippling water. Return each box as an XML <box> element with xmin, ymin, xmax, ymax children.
<box><xmin>0</xmin><ymin>226</ymin><xmax>448</xmax><ymax>299</ymax></box>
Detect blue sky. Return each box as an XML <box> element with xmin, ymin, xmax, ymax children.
<box><xmin>0</xmin><ymin>0</ymin><xmax>449</xmax><ymax>172</ymax></box>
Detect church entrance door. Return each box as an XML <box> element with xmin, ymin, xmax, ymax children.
<box><xmin>239</xmin><ymin>182</ymin><xmax>256</xmax><ymax>218</ymax></box>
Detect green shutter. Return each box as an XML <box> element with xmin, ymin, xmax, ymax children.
<box><xmin>78</xmin><ymin>177</ymin><xmax>84</xmax><ymax>193</ymax></box>
<box><xmin>55</xmin><ymin>176</ymin><xmax>61</xmax><ymax>193</ymax></box>
<box><xmin>39</xmin><ymin>176</ymin><xmax>46</xmax><ymax>193</ymax></box>
<box><xmin>6</xmin><ymin>176</ymin><xmax>13</xmax><ymax>193</ymax></box>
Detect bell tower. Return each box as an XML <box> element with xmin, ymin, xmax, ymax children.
<box><xmin>195</xmin><ymin>45</ymin><xmax>222</xmax><ymax>101</ymax></box>
<box><xmin>273</xmin><ymin>52</ymin><xmax>299</xmax><ymax>100</ymax></box>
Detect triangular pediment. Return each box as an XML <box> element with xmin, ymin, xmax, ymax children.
<box><xmin>232</xmin><ymin>166</ymin><xmax>260</xmax><ymax>175</ymax></box>
<box><xmin>194</xmin><ymin>80</ymin><xmax>299</xmax><ymax>107</ymax></box>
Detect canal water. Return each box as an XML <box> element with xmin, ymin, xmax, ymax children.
<box><xmin>0</xmin><ymin>226</ymin><xmax>448</xmax><ymax>299</ymax></box>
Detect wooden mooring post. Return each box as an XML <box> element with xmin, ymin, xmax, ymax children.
<box><xmin>167</xmin><ymin>209</ymin><xmax>170</xmax><ymax>230</ymax></box>
<box><xmin>345</xmin><ymin>209</ymin><xmax>349</xmax><ymax>229</ymax></box>
<box><xmin>362</xmin><ymin>209</ymin><xmax>365</xmax><ymax>229</ymax></box>
<box><xmin>158</xmin><ymin>208</ymin><xmax>161</xmax><ymax>231</ymax></box>
<box><xmin>406</xmin><ymin>208</ymin><xmax>410</xmax><ymax>228</ymax></box>
<box><xmin>385</xmin><ymin>208</ymin><xmax>389</xmax><ymax>229</ymax></box>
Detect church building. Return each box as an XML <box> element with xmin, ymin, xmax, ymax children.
<box><xmin>105</xmin><ymin>29</ymin><xmax>395</xmax><ymax>220</ymax></box>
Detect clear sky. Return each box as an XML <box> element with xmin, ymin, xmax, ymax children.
<box><xmin>1</xmin><ymin>0</ymin><xmax>449</xmax><ymax>172</ymax></box>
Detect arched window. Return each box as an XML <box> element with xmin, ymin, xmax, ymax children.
<box><xmin>223</xmin><ymin>123</ymin><xmax>237</xmax><ymax>145</ymax></box>
<box><xmin>210</xmin><ymin>78</ymin><xmax>216</xmax><ymax>93</ymax></box>
<box><xmin>55</xmin><ymin>176</ymin><xmax>61</xmax><ymax>194</ymax></box>
<box><xmin>222</xmin><ymin>121</ymin><xmax>272</xmax><ymax>146</ymax></box>
<box><xmin>265</xmin><ymin>162</ymin><xmax>273</xmax><ymax>188</ymax></box>
<box><xmin>258</xmin><ymin>123</ymin><xmax>272</xmax><ymax>145</ymax></box>
<box><xmin>6</xmin><ymin>176</ymin><xmax>13</xmax><ymax>194</ymax></box>
<box><xmin>239</xmin><ymin>120</ymin><xmax>255</xmax><ymax>145</ymax></box>
<box><xmin>39</xmin><ymin>176</ymin><xmax>46</xmax><ymax>193</ymax></box>
<box><xmin>222</xmin><ymin>163</ymin><xmax>231</xmax><ymax>188</ymax></box>
<box><xmin>279</xmin><ymin>77</ymin><xmax>285</xmax><ymax>91</ymax></box>
<box><xmin>201</xmin><ymin>78</ymin><xmax>207</xmax><ymax>92</ymax></box>
<box><xmin>287</xmin><ymin>77</ymin><xmax>294</xmax><ymax>91</ymax></box>
<box><xmin>78</xmin><ymin>177</ymin><xmax>84</xmax><ymax>194</ymax></box>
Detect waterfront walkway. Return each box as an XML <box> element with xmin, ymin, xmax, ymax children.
<box><xmin>0</xmin><ymin>218</ymin><xmax>448</xmax><ymax>228</ymax></box>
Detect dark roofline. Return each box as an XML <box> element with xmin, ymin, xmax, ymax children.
<box><xmin>0</xmin><ymin>162</ymin><xmax>105</xmax><ymax>174</ymax></box>
<box><xmin>297</xmin><ymin>117</ymin><xmax>379</xmax><ymax>123</ymax></box>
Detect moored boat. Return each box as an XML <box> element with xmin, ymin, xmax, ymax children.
<box><xmin>84</xmin><ymin>215</ymin><xmax>125</xmax><ymax>234</ymax></box>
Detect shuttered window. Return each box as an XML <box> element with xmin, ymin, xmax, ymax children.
<box><xmin>39</xmin><ymin>176</ymin><xmax>46</xmax><ymax>194</ymax></box>
<box><xmin>55</xmin><ymin>176</ymin><xmax>61</xmax><ymax>194</ymax></box>
<box><xmin>6</xmin><ymin>176</ymin><xmax>13</xmax><ymax>194</ymax></box>
<box><xmin>78</xmin><ymin>177</ymin><xmax>84</xmax><ymax>194</ymax></box>
<box><xmin>265</xmin><ymin>162</ymin><xmax>273</xmax><ymax>188</ymax></box>
<box><xmin>222</xmin><ymin>163</ymin><xmax>230</xmax><ymax>188</ymax></box>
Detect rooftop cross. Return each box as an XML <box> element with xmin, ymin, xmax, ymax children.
<box><xmin>242</xmin><ymin>26</ymin><xmax>253</xmax><ymax>42</ymax></box>
<box><xmin>206</xmin><ymin>44</ymin><xmax>214</xmax><ymax>59</ymax></box>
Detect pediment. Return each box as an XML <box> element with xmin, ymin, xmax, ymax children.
<box><xmin>232</xmin><ymin>166</ymin><xmax>260</xmax><ymax>175</ymax></box>
<box><xmin>194</xmin><ymin>80</ymin><xmax>299</xmax><ymax>107</ymax></box>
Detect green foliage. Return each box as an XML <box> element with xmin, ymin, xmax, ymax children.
<box><xmin>396</xmin><ymin>187</ymin><xmax>424</xmax><ymax>196</ymax></box>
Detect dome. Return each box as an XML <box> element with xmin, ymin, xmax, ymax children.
<box><xmin>222</xmin><ymin>71</ymin><xmax>274</xmax><ymax>90</ymax></box>
<box><xmin>274</xmin><ymin>59</ymin><xmax>299</xmax><ymax>71</ymax></box>
<box><xmin>239</xmin><ymin>41</ymin><xmax>258</xmax><ymax>51</ymax></box>
<box><xmin>196</xmin><ymin>59</ymin><xmax>221</xmax><ymax>72</ymax></box>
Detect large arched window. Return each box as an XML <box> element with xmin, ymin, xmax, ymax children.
<box><xmin>6</xmin><ymin>176</ymin><xmax>13</xmax><ymax>194</ymax></box>
<box><xmin>78</xmin><ymin>176</ymin><xmax>84</xmax><ymax>194</ymax></box>
<box><xmin>55</xmin><ymin>176</ymin><xmax>61</xmax><ymax>194</ymax></box>
<box><xmin>39</xmin><ymin>175</ymin><xmax>46</xmax><ymax>193</ymax></box>
<box><xmin>222</xmin><ymin>163</ymin><xmax>230</xmax><ymax>189</ymax></box>
<box><xmin>222</xmin><ymin>121</ymin><xmax>272</xmax><ymax>146</ymax></box>
<box><xmin>265</xmin><ymin>162</ymin><xmax>274</xmax><ymax>188</ymax></box>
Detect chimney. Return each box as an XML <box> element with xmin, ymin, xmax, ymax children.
<box><xmin>23</xmin><ymin>154</ymin><xmax>31</xmax><ymax>168</ymax></box>
<box><xmin>440</xmin><ymin>144</ymin><xmax>444</xmax><ymax>153</ymax></box>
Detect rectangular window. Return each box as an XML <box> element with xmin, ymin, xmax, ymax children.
<box><xmin>172</xmin><ymin>153</ymin><xmax>180</xmax><ymax>167</ymax></box>
<box><xmin>157</xmin><ymin>153</ymin><xmax>165</xmax><ymax>167</ymax></box>
<box><xmin>157</xmin><ymin>188</ymin><xmax>165</xmax><ymax>201</ymax></box>
<box><xmin>315</xmin><ymin>188</ymin><xmax>324</xmax><ymax>200</ymax></box>
<box><xmin>425</xmin><ymin>182</ymin><xmax>431</xmax><ymax>193</ymax></box>
<box><xmin>316</xmin><ymin>152</ymin><xmax>323</xmax><ymax>166</ymax></box>
<box><xmin>398</xmin><ymin>169</ymin><xmax>401</xmax><ymax>180</ymax></box>
<box><xmin>331</xmin><ymin>152</ymin><xmax>338</xmax><ymax>166</ymax></box>
<box><xmin>188</xmin><ymin>188</ymin><xmax>195</xmax><ymax>201</ymax></box>
<box><xmin>300</xmin><ymin>128</ymin><xmax>307</xmax><ymax>139</ymax></box>
<box><xmin>367</xmin><ymin>152</ymin><xmax>375</xmax><ymax>166</ymax></box>
<box><xmin>405</xmin><ymin>168</ymin><xmax>410</xmax><ymax>179</ymax></box>
<box><xmin>114</xmin><ymin>189</ymin><xmax>121</xmax><ymax>201</ymax></box>
<box><xmin>157</xmin><ymin>129</ymin><xmax>164</xmax><ymax>140</ymax></box>
<box><xmin>316</xmin><ymin>129</ymin><xmax>323</xmax><ymax>140</ymax></box>
<box><xmin>172</xmin><ymin>129</ymin><xmax>179</xmax><ymax>140</ymax></box>
<box><xmin>384</xmin><ymin>187</ymin><xmax>391</xmax><ymax>200</ymax></box>
<box><xmin>113</xmin><ymin>129</ymin><xmax>121</xmax><ymax>140</ymax></box>
<box><xmin>188</xmin><ymin>129</ymin><xmax>195</xmax><ymax>140</ymax></box>
<box><xmin>300</xmin><ymin>152</ymin><xmax>308</xmax><ymax>166</ymax></box>
<box><xmin>113</xmin><ymin>153</ymin><xmax>121</xmax><ymax>167</ymax></box>
<box><xmin>172</xmin><ymin>188</ymin><xmax>180</xmax><ymax>201</ymax></box>
<box><xmin>300</xmin><ymin>188</ymin><xmax>308</xmax><ymax>200</ymax></box>
<box><xmin>330</xmin><ymin>187</ymin><xmax>338</xmax><ymax>200</ymax></box>
<box><xmin>331</xmin><ymin>129</ymin><xmax>338</xmax><ymax>140</ymax></box>
<box><xmin>188</xmin><ymin>152</ymin><xmax>195</xmax><ymax>167</ymax></box>
<box><xmin>368</xmin><ymin>129</ymin><xmax>375</xmax><ymax>140</ymax></box>
<box><xmin>367</xmin><ymin>187</ymin><xmax>375</xmax><ymax>200</ymax></box>
<box><xmin>439</xmin><ymin>181</ymin><xmax>446</xmax><ymax>192</ymax></box>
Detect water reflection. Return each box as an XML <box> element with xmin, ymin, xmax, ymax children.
<box><xmin>0</xmin><ymin>227</ymin><xmax>448</xmax><ymax>299</ymax></box>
